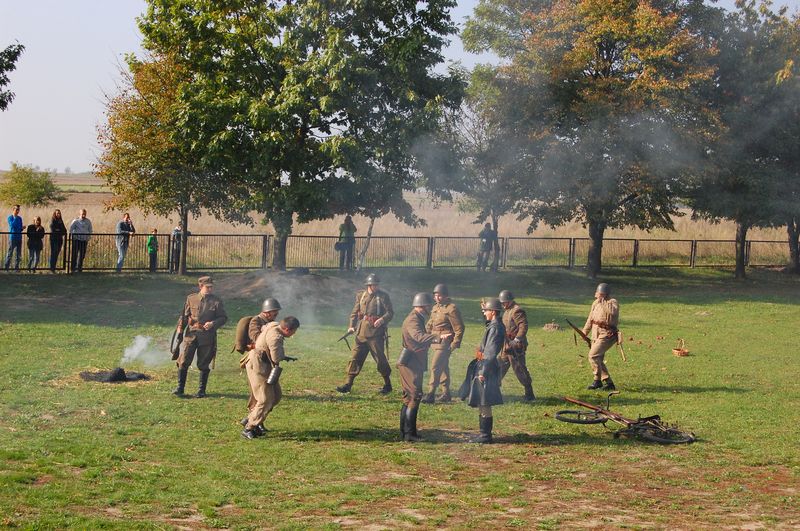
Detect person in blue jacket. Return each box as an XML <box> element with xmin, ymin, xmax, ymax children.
<box><xmin>4</xmin><ymin>204</ymin><xmax>23</xmax><ymax>271</ymax></box>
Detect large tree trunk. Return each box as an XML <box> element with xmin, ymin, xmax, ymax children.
<box><xmin>179</xmin><ymin>207</ymin><xmax>188</xmax><ymax>275</ymax></box>
<box><xmin>787</xmin><ymin>218</ymin><xmax>799</xmax><ymax>274</ymax></box>
<box><xmin>734</xmin><ymin>221</ymin><xmax>749</xmax><ymax>280</ymax></box>
<box><xmin>490</xmin><ymin>212</ymin><xmax>500</xmax><ymax>272</ymax></box>
<box><xmin>271</xmin><ymin>210</ymin><xmax>293</xmax><ymax>271</ymax></box>
<box><xmin>356</xmin><ymin>217</ymin><xmax>376</xmax><ymax>272</ymax></box>
<box><xmin>587</xmin><ymin>219</ymin><xmax>606</xmax><ymax>279</ymax></box>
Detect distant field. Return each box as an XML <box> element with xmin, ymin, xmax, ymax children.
<box><xmin>0</xmin><ymin>267</ymin><xmax>798</xmax><ymax>528</ymax></box>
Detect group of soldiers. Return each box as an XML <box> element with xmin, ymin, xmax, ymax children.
<box><xmin>170</xmin><ymin>273</ymin><xmax>620</xmax><ymax>443</ymax></box>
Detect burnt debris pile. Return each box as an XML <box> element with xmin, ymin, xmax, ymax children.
<box><xmin>80</xmin><ymin>367</ymin><xmax>150</xmax><ymax>383</ymax></box>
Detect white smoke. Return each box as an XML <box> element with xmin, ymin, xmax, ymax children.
<box><xmin>120</xmin><ymin>335</ymin><xmax>171</xmax><ymax>367</ymax></box>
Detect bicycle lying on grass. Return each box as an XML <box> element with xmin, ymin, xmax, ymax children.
<box><xmin>555</xmin><ymin>392</ymin><xmax>696</xmax><ymax>444</ymax></box>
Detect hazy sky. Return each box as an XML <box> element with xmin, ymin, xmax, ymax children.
<box><xmin>1</xmin><ymin>0</ymin><xmax>796</xmax><ymax>172</ymax></box>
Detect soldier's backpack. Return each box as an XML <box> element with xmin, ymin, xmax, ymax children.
<box><xmin>232</xmin><ymin>315</ymin><xmax>254</xmax><ymax>354</ymax></box>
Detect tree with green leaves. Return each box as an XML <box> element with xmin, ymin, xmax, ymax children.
<box><xmin>0</xmin><ymin>163</ymin><xmax>65</xmax><ymax>207</ymax></box>
<box><xmin>138</xmin><ymin>0</ymin><xmax>463</xmax><ymax>270</ymax></box>
<box><xmin>464</xmin><ymin>0</ymin><xmax>719</xmax><ymax>277</ymax></box>
<box><xmin>0</xmin><ymin>42</ymin><xmax>24</xmax><ymax>111</ymax></box>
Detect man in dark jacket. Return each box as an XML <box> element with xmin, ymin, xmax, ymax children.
<box><xmin>115</xmin><ymin>212</ymin><xmax>136</xmax><ymax>272</ymax></box>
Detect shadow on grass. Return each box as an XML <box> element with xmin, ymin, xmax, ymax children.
<box><xmin>625</xmin><ymin>385</ymin><xmax>749</xmax><ymax>394</ymax></box>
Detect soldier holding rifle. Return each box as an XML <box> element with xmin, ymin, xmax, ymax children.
<box><xmin>173</xmin><ymin>276</ymin><xmax>228</xmax><ymax>398</ymax></box>
<box><xmin>583</xmin><ymin>283</ymin><xmax>619</xmax><ymax>391</ymax></box>
<box><xmin>336</xmin><ymin>273</ymin><xmax>394</xmax><ymax>394</ymax></box>
<box><xmin>498</xmin><ymin>290</ymin><xmax>535</xmax><ymax>401</ymax></box>
<box><xmin>421</xmin><ymin>283</ymin><xmax>464</xmax><ymax>404</ymax></box>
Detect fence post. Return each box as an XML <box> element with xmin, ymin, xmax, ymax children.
<box><xmin>426</xmin><ymin>237</ymin><xmax>434</xmax><ymax>269</ymax></box>
<box><xmin>261</xmin><ymin>235</ymin><xmax>269</xmax><ymax>269</ymax></box>
<box><xmin>632</xmin><ymin>240</ymin><xmax>639</xmax><ymax>267</ymax></box>
<box><xmin>568</xmin><ymin>238</ymin><xmax>575</xmax><ymax>268</ymax></box>
<box><xmin>690</xmin><ymin>240</ymin><xmax>697</xmax><ymax>268</ymax></box>
<box><xmin>501</xmin><ymin>237</ymin><xmax>508</xmax><ymax>269</ymax></box>
<box><xmin>745</xmin><ymin>240</ymin><xmax>751</xmax><ymax>266</ymax></box>
<box><xmin>66</xmin><ymin>236</ymin><xmax>72</xmax><ymax>273</ymax></box>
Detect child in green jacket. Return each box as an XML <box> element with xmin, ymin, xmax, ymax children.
<box><xmin>147</xmin><ymin>228</ymin><xmax>158</xmax><ymax>272</ymax></box>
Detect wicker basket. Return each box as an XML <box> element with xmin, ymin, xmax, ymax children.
<box><xmin>672</xmin><ymin>338</ymin><xmax>689</xmax><ymax>357</ymax></box>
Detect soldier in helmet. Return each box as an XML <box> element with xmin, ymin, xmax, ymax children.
<box><xmin>463</xmin><ymin>298</ymin><xmax>506</xmax><ymax>443</ymax></box>
<box><xmin>421</xmin><ymin>283</ymin><xmax>465</xmax><ymax>404</ymax></box>
<box><xmin>398</xmin><ymin>292</ymin><xmax>452</xmax><ymax>441</ymax></box>
<box><xmin>498</xmin><ymin>290</ymin><xmax>535</xmax><ymax>401</ymax></box>
<box><xmin>240</xmin><ymin>298</ymin><xmax>282</xmax><ymax>432</ymax></box>
<box><xmin>583</xmin><ymin>283</ymin><xmax>619</xmax><ymax>391</ymax></box>
<box><xmin>336</xmin><ymin>273</ymin><xmax>395</xmax><ymax>394</ymax></box>
<box><xmin>174</xmin><ymin>276</ymin><xmax>228</xmax><ymax>398</ymax></box>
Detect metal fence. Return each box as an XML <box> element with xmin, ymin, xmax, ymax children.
<box><xmin>0</xmin><ymin>231</ymin><xmax>794</xmax><ymax>271</ymax></box>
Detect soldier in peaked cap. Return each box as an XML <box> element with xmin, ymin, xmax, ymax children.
<box><xmin>336</xmin><ymin>273</ymin><xmax>395</xmax><ymax>394</ymax></box>
<box><xmin>421</xmin><ymin>283</ymin><xmax>465</xmax><ymax>404</ymax></box>
<box><xmin>583</xmin><ymin>283</ymin><xmax>619</xmax><ymax>391</ymax></box>
<box><xmin>174</xmin><ymin>276</ymin><xmax>228</xmax><ymax>398</ymax></box>
<box><xmin>498</xmin><ymin>290</ymin><xmax>535</xmax><ymax>401</ymax></box>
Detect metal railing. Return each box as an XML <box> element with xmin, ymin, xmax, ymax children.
<box><xmin>0</xmin><ymin>232</ymin><xmax>793</xmax><ymax>272</ymax></box>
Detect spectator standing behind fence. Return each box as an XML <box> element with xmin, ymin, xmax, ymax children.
<box><xmin>26</xmin><ymin>216</ymin><xmax>45</xmax><ymax>272</ymax></box>
<box><xmin>337</xmin><ymin>215</ymin><xmax>357</xmax><ymax>270</ymax></box>
<box><xmin>115</xmin><ymin>212</ymin><xmax>136</xmax><ymax>272</ymax></box>
<box><xmin>49</xmin><ymin>209</ymin><xmax>66</xmax><ymax>272</ymax></box>
<box><xmin>4</xmin><ymin>204</ymin><xmax>23</xmax><ymax>271</ymax></box>
<box><xmin>170</xmin><ymin>223</ymin><xmax>189</xmax><ymax>273</ymax></box>
<box><xmin>69</xmin><ymin>209</ymin><xmax>92</xmax><ymax>273</ymax></box>
<box><xmin>147</xmin><ymin>228</ymin><xmax>158</xmax><ymax>272</ymax></box>
<box><xmin>476</xmin><ymin>223</ymin><xmax>498</xmax><ymax>272</ymax></box>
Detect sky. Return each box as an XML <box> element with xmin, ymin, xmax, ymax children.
<box><xmin>0</xmin><ymin>0</ymin><xmax>796</xmax><ymax>173</ymax></box>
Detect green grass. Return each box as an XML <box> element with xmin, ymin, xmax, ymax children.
<box><xmin>1</xmin><ymin>267</ymin><xmax>799</xmax><ymax>528</ymax></box>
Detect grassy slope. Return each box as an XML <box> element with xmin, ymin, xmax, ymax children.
<box><xmin>0</xmin><ymin>268</ymin><xmax>798</xmax><ymax>528</ymax></box>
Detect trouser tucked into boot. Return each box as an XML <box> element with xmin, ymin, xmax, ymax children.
<box><xmin>196</xmin><ymin>370</ymin><xmax>210</xmax><ymax>398</ymax></box>
<box><xmin>173</xmin><ymin>368</ymin><xmax>188</xmax><ymax>396</ymax></box>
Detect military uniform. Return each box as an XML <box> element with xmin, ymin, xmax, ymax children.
<box><xmin>174</xmin><ymin>276</ymin><xmax>227</xmax><ymax>397</ymax></box>
<box><xmin>244</xmin><ymin>313</ymin><xmax>276</xmax><ymax>416</ymax></box>
<box><xmin>423</xmin><ymin>299</ymin><xmax>464</xmax><ymax>401</ymax></box>
<box><xmin>583</xmin><ymin>297</ymin><xmax>619</xmax><ymax>386</ymax></box>
<box><xmin>244</xmin><ymin>322</ymin><xmax>287</xmax><ymax>433</ymax></box>
<box><xmin>340</xmin><ymin>288</ymin><xmax>394</xmax><ymax>391</ymax></box>
<box><xmin>500</xmin><ymin>302</ymin><xmax>535</xmax><ymax>400</ymax></box>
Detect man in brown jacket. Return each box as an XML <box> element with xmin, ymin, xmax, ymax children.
<box><xmin>498</xmin><ymin>290</ymin><xmax>535</xmax><ymax>401</ymax></box>
<box><xmin>174</xmin><ymin>276</ymin><xmax>228</xmax><ymax>398</ymax></box>
<box><xmin>336</xmin><ymin>273</ymin><xmax>394</xmax><ymax>394</ymax></box>
<box><xmin>421</xmin><ymin>283</ymin><xmax>464</xmax><ymax>404</ymax></box>
<box><xmin>242</xmin><ymin>316</ymin><xmax>300</xmax><ymax>439</ymax></box>
<box><xmin>583</xmin><ymin>283</ymin><xmax>619</xmax><ymax>391</ymax></box>
<box><xmin>398</xmin><ymin>292</ymin><xmax>452</xmax><ymax>442</ymax></box>
<box><xmin>240</xmin><ymin>298</ymin><xmax>281</xmax><ymax>429</ymax></box>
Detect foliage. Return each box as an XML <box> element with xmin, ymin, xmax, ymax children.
<box><xmin>0</xmin><ymin>42</ymin><xmax>24</xmax><ymax>111</ymax></box>
<box><xmin>463</xmin><ymin>0</ymin><xmax>721</xmax><ymax>277</ymax></box>
<box><xmin>0</xmin><ymin>162</ymin><xmax>65</xmax><ymax>207</ymax></box>
<box><xmin>138</xmin><ymin>0</ymin><xmax>464</xmax><ymax>269</ymax></box>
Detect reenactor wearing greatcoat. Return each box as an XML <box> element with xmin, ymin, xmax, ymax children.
<box><xmin>583</xmin><ymin>283</ymin><xmax>619</xmax><ymax>391</ymax></box>
<box><xmin>397</xmin><ymin>292</ymin><xmax>452</xmax><ymax>442</ymax></box>
<box><xmin>241</xmin><ymin>317</ymin><xmax>300</xmax><ymax>439</ymax></box>
<box><xmin>498</xmin><ymin>290</ymin><xmax>535</xmax><ymax>401</ymax></box>
<box><xmin>174</xmin><ymin>276</ymin><xmax>228</xmax><ymax>398</ymax></box>
<box><xmin>240</xmin><ymin>298</ymin><xmax>281</xmax><ymax>431</ymax></box>
<box><xmin>421</xmin><ymin>283</ymin><xmax>464</xmax><ymax>404</ymax></box>
<box><xmin>336</xmin><ymin>273</ymin><xmax>394</xmax><ymax>394</ymax></box>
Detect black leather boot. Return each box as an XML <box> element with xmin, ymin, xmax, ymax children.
<box><xmin>400</xmin><ymin>404</ymin><xmax>408</xmax><ymax>440</ymax></box>
<box><xmin>602</xmin><ymin>378</ymin><xmax>616</xmax><ymax>391</ymax></box>
<box><xmin>196</xmin><ymin>370</ymin><xmax>210</xmax><ymax>398</ymax></box>
<box><xmin>420</xmin><ymin>391</ymin><xmax>435</xmax><ymax>404</ymax></box>
<box><xmin>437</xmin><ymin>391</ymin><xmax>452</xmax><ymax>403</ymax></box>
<box><xmin>379</xmin><ymin>376</ymin><xmax>392</xmax><ymax>395</ymax></box>
<box><xmin>172</xmin><ymin>368</ymin><xmax>188</xmax><ymax>396</ymax></box>
<box><xmin>404</xmin><ymin>404</ymin><xmax>422</xmax><ymax>442</ymax></box>
<box><xmin>587</xmin><ymin>379</ymin><xmax>603</xmax><ymax>390</ymax></box>
<box><xmin>523</xmin><ymin>384</ymin><xmax>535</xmax><ymax>401</ymax></box>
<box><xmin>472</xmin><ymin>415</ymin><xmax>493</xmax><ymax>444</ymax></box>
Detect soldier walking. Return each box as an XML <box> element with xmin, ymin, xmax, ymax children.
<box><xmin>240</xmin><ymin>298</ymin><xmax>281</xmax><ymax>430</ymax></box>
<box><xmin>583</xmin><ymin>283</ymin><xmax>619</xmax><ymax>391</ymax></box>
<box><xmin>398</xmin><ymin>293</ymin><xmax>452</xmax><ymax>442</ymax></box>
<box><xmin>336</xmin><ymin>273</ymin><xmax>394</xmax><ymax>394</ymax></box>
<box><xmin>173</xmin><ymin>276</ymin><xmax>228</xmax><ymax>398</ymax></box>
<box><xmin>498</xmin><ymin>290</ymin><xmax>535</xmax><ymax>401</ymax></box>
<box><xmin>421</xmin><ymin>283</ymin><xmax>464</xmax><ymax>404</ymax></box>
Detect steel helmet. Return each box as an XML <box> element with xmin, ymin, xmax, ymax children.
<box><xmin>481</xmin><ymin>297</ymin><xmax>503</xmax><ymax>311</ymax></box>
<box><xmin>596</xmin><ymin>283</ymin><xmax>610</xmax><ymax>295</ymax></box>
<box><xmin>498</xmin><ymin>290</ymin><xmax>514</xmax><ymax>303</ymax></box>
<box><xmin>433</xmin><ymin>283</ymin><xmax>449</xmax><ymax>296</ymax></box>
<box><xmin>365</xmin><ymin>273</ymin><xmax>380</xmax><ymax>285</ymax></box>
<box><xmin>412</xmin><ymin>292</ymin><xmax>434</xmax><ymax>307</ymax></box>
<box><xmin>262</xmin><ymin>298</ymin><xmax>282</xmax><ymax>312</ymax></box>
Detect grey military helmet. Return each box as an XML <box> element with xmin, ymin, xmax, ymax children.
<box><xmin>498</xmin><ymin>290</ymin><xmax>514</xmax><ymax>303</ymax></box>
<box><xmin>412</xmin><ymin>292</ymin><xmax>434</xmax><ymax>307</ymax></box>
<box><xmin>261</xmin><ymin>298</ymin><xmax>281</xmax><ymax>312</ymax></box>
<box><xmin>481</xmin><ymin>297</ymin><xmax>503</xmax><ymax>311</ymax></box>
<box><xmin>433</xmin><ymin>283</ymin><xmax>449</xmax><ymax>297</ymax></box>
<box><xmin>596</xmin><ymin>283</ymin><xmax>610</xmax><ymax>296</ymax></box>
<box><xmin>365</xmin><ymin>273</ymin><xmax>380</xmax><ymax>285</ymax></box>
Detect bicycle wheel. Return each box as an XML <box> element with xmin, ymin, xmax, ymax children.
<box><xmin>555</xmin><ymin>410</ymin><xmax>606</xmax><ymax>424</ymax></box>
<box><xmin>637</xmin><ymin>425</ymin><xmax>696</xmax><ymax>444</ymax></box>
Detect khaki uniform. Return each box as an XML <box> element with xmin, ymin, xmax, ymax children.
<box><xmin>245</xmin><ymin>322</ymin><xmax>287</xmax><ymax>430</ymax></box>
<box><xmin>343</xmin><ymin>289</ymin><xmax>394</xmax><ymax>384</ymax></box>
<box><xmin>500</xmin><ymin>303</ymin><xmax>533</xmax><ymax>389</ymax></box>
<box><xmin>582</xmin><ymin>298</ymin><xmax>620</xmax><ymax>381</ymax></box>
<box><xmin>246</xmin><ymin>313</ymin><xmax>274</xmax><ymax>412</ymax></box>
<box><xmin>424</xmin><ymin>299</ymin><xmax>464</xmax><ymax>396</ymax></box>
<box><xmin>398</xmin><ymin>310</ymin><xmax>439</xmax><ymax>406</ymax></box>
<box><xmin>177</xmin><ymin>292</ymin><xmax>228</xmax><ymax>371</ymax></box>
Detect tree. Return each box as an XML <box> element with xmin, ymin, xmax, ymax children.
<box><xmin>0</xmin><ymin>42</ymin><xmax>24</xmax><ymax>111</ymax></box>
<box><xmin>96</xmin><ymin>54</ymin><xmax>247</xmax><ymax>275</ymax></box>
<box><xmin>138</xmin><ymin>0</ymin><xmax>463</xmax><ymax>270</ymax></box>
<box><xmin>0</xmin><ymin>163</ymin><xmax>65</xmax><ymax>206</ymax></box>
<box><xmin>464</xmin><ymin>0</ymin><xmax>719</xmax><ymax>277</ymax></box>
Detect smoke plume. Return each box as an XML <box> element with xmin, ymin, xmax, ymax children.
<box><xmin>120</xmin><ymin>335</ymin><xmax>171</xmax><ymax>367</ymax></box>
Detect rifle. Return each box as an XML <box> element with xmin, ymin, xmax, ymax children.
<box><xmin>565</xmin><ymin>318</ymin><xmax>592</xmax><ymax>349</ymax></box>
<box><xmin>171</xmin><ymin>311</ymin><xmax>188</xmax><ymax>360</ymax></box>
<box><xmin>616</xmin><ymin>331</ymin><xmax>628</xmax><ymax>362</ymax></box>
<box><xmin>338</xmin><ymin>329</ymin><xmax>354</xmax><ymax>351</ymax></box>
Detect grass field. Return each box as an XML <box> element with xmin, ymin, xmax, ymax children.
<box><xmin>1</xmin><ymin>268</ymin><xmax>799</xmax><ymax>528</ymax></box>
